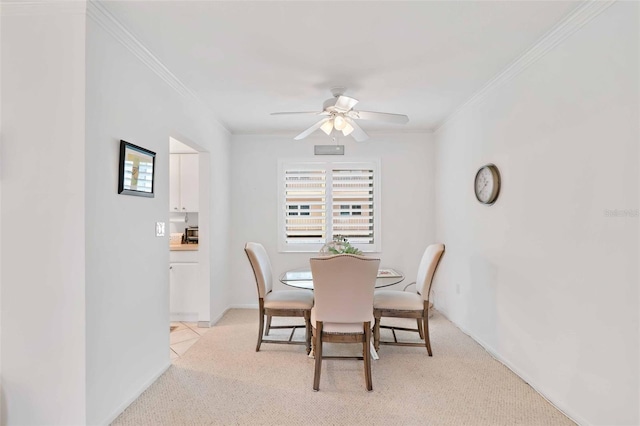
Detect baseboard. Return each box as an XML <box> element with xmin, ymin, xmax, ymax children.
<box><xmin>193</xmin><ymin>305</ymin><xmax>257</xmax><ymax>327</ymax></box>
<box><xmin>435</xmin><ymin>310</ymin><xmax>586</xmax><ymax>426</ymax></box>
<box><xmin>209</xmin><ymin>307</ymin><xmax>231</xmax><ymax>326</ymax></box>
<box><xmin>99</xmin><ymin>361</ymin><xmax>171</xmax><ymax>425</ymax></box>
<box><xmin>228</xmin><ymin>303</ymin><xmax>259</xmax><ymax>310</ymax></box>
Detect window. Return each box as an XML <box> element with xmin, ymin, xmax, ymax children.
<box><xmin>278</xmin><ymin>160</ymin><xmax>380</xmax><ymax>252</ymax></box>
<box><xmin>339</xmin><ymin>204</ymin><xmax>363</xmax><ymax>216</ymax></box>
<box><xmin>288</xmin><ymin>204</ymin><xmax>311</xmax><ymax>216</ymax></box>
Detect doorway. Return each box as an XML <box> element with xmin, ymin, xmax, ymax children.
<box><xmin>168</xmin><ymin>136</ymin><xmax>211</xmax><ymax>360</ymax></box>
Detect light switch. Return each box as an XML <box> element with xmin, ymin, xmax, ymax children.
<box><xmin>156</xmin><ymin>222</ymin><xmax>165</xmax><ymax>237</ymax></box>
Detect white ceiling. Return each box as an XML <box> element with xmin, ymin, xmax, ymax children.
<box><xmin>103</xmin><ymin>1</ymin><xmax>580</xmax><ymax>136</ymax></box>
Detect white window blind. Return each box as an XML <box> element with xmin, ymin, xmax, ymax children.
<box><xmin>279</xmin><ymin>160</ymin><xmax>380</xmax><ymax>252</ymax></box>
<box><xmin>284</xmin><ymin>169</ymin><xmax>326</xmax><ymax>244</ymax></box>
<box><xmin>331</xmin><ymin>168</ymin><xmax>374</xmax><ymax>244</ymax></box>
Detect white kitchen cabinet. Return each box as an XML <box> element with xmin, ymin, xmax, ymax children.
<box><xmin>169</xmin><ymin>155</ymin><xmax>181</xmax><ymax>211</ymax></box>
<box><xmin>169</xmin><ymin>153</ymin><xmax>199</xmax><ymax>212</ymax></box>
<box><xmin>169</xmin><ymin>262</ymin><xmax>200</xmax><ymax>322</ymax></box>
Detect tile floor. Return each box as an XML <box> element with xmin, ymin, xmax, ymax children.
<box><xmin>169</xmin><ymin>321</ymin><xmax>209</xmax><ymax>361</ymax></box>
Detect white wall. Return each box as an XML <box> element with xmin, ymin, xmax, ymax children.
<box><xmin>208</xmin><ymin>141</ymin><xmax>231</xmax><ymax>321</ymax></box>
<box><xmin>433</xmin><ymin>3</ymin><xmax>638</xmax><ymax>425</ymax></box>
<box><xmin>0</xmin><ymin>3</ymin><xmax>231</xmax><ymax>423</ymax></box>
<box><xmin>229</xmin><ymin>132</ymin><xmax>435</xmax><ymax>307</ymax></box>
<box><xmin>0</xmin><ymin>6</ymin><xmax>3</xmax><ymax>423</ymax></box>
<box><xmin>84</xmin><ymin>11</ymin><xmax>231</xmax><ymax>425</ymax></box>
<box><xmin>1</xmin><ymin>3</ymin><xmax>87</xmax><ymax>424</ymax></box>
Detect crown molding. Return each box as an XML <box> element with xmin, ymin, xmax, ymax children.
<box><xmin>0</xmin><ymin>1</ymin><xmax>86</xmax><ymax>16</ymax></box>
<box><xmin>434</xmin><ymin>0</ymin><xmax>616</xmax><ymax>133</ymax></box>
<box><xmin>86</xmin><ymin>1</ymin><xmax>231</xmax><ymax>134</ymax></box>
<box><xmin>86</xmin><ymin>1</ymin><xmax>194</xmax><ymax>100</ymax></box>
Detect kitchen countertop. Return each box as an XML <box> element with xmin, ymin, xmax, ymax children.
<box><xmin>170</xmin><ymin>243</ymin><xmax>199</xmax><ymax>251</ymax></box>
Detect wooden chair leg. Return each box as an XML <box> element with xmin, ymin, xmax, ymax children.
<box><xmin>313</xmin><ymin>322</ymin><xmax>323</xmax><ymax>391</ymax></box>
<box><xmin>256</xmin><ymin>309</ymin><xmax>264</xmax><ymax>352</ymax></box>
<box><xmin>423</xmin><ymin>316</ymin><xmax>432</xmax><ymax>356</ymax></box>
<box><xmin>417</xmin><ymin>319</ymin><xmax>424</xmax><ymax>339</ymax></box>
<box><xmin>373</xmin><ymin>314</ymin><xmax>381</xmax><ymax>351</ymax></box>
<box><xmin>265</xmin><ymin>315</ymin><xmax>272</xmax><ymax>336</ymax></box>
<box><xmin>304</xmin><ymin>311</ymin><xmax>312</xmax><ymax>355</ymax></box>
<box><xmin>364</xmin><ymin>322</ymin><xmax>372</xmax><ymax>391</ymax></box>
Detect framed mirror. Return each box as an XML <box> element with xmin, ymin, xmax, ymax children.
<box><xmin>118</xmin><ymin>140</ymin><xmax>156</xmax><ymax>198</ymax></box>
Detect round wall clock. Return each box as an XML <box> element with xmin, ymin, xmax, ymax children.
<box><xmin>474</xmin><ymin>164</ymin><xmax>501</xmax><ymax>205</ymax></box>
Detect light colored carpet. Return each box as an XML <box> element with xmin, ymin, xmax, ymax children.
<box><xmin>113</xmin><ymin>309</ymin><xmax>573</xmax><ymax>425</ymax></box>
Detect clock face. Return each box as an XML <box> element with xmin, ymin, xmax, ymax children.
<box><xmin>474</xmin><ymin>164</ymin><xmax>501</xmax><ymax>205</ymax></box>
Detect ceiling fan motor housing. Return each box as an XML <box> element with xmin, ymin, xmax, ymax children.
<box><xmin>323</xmin><ymin>95</ymin><xmax>359</xmax><ymax>113</ymax></box>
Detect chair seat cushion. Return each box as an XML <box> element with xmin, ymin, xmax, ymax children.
<box><xmin>311</xmin><ymin>307</ymin><xmax>373</xmax><ymax>333</ymax></box>
<box><xmin>374</xmin><ymin>290</ymin><xmax>424</xmax><ymax>311</ymax></box>
<box><xmin>264</xmin><ymin>290</ymin><xmax>314</xmax><ymax>310</ymax></box>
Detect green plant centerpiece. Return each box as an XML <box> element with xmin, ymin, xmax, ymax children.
<box><xmin>320</xmin><ymin>235</ymin><xmax>363</xmax><ymax>255</ymax></box>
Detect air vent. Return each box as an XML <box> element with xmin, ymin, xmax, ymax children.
<box><xmin>314</xmin><ymin>145</ymin><xmax>344</xmax><ymax>155</ymax></box>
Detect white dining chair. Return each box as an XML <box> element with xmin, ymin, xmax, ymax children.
<box><xmin>373</xmin><ymin>243</ymin><xmax>445</xmax><ymax>355</ymax></box>
<box><xmin>245</xmin><ymin>242</ymin><xmax>314</xmax><ymax>353</ymax></box>
<box><xmin>309</xmin><ymin>254</ymin><xmax>380</xmax><ymax>391</ymax></box>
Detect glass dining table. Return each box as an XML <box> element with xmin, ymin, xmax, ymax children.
<box><xmin>279</xmin><ymin>267</ymin><xmax>405</xmax><ymax>290</ymax></box>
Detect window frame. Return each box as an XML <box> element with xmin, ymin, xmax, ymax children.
<box><xmin>278</xmin><ymin>159</ymin><xmax>381</xmax><ymax>253</ymax></box>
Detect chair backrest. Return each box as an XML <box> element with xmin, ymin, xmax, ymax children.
<box><xmin>310</xmin><ymin>254</ymin><xmax>380</xmax><ymax>323</ymax></box>
<box><xmin>416</xmin><ymin>243</ymin><xmax>445</xmax><ymax>301</ymax></box>
<box><xmin>244</xmin><ymin>242</ymin><xmax>273</xmax><ymax>298</ymax></box>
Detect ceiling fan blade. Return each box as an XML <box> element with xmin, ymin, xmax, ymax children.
<box><xmin>293</xmin><ymin>118</ymin><xmax>331</xmax><ymax>140</ymax></box>
<box><xmin>271</xmin><ymin>111</ymin><xmax>328</xmax><ymax>116</ymax></box>
<box><xmin>334</xmin><ymin>95</ymin><xmax>359</xmax><ymax>112</ymax></box>
<box><xmin>344</xmin><ymin>117</ymin><xmax>369</xmax><ymax>142</ymax></box>
<box><xmin>348</xmin><ymin>110</ymin><xmax>409</xmax><ymax>124</ymax></box>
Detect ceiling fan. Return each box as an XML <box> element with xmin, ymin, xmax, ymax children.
<box><xmin>271</xmin><ymin>87</ymin><xmax>409</xmax><ymax>142</ymax></box>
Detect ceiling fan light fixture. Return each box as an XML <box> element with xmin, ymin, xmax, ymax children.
<box><xmin>271</xmin><ymin>88</ymin><xmax>409</xmax><ymax>142</ymax></box>
<box><xmin>320</xmin><ymin>120</ymin><xmax>334</xmax><ymax>135</ymax></box>
<box><xmin>333</xmin><ymin>114</ymin><xmax>347</xmax><ymax>131</ymax></box>
<box><xmin>342</xmin><ymin>122</ymin><xmax>354</xmax><ymax>136</ymax></box>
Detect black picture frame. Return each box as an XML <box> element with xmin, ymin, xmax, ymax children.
<box><xmin>118</xmin><ymin>140</ymin><xmax>156</xmax><ymax>198</ymax></box>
